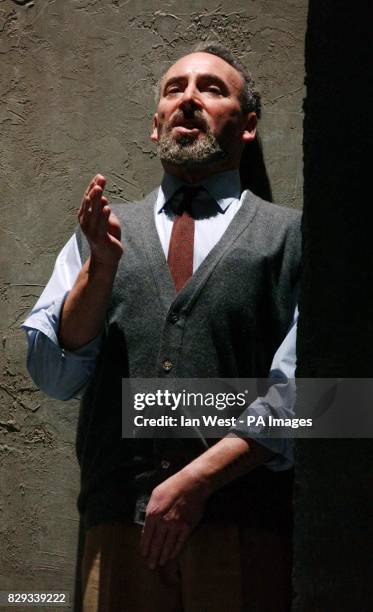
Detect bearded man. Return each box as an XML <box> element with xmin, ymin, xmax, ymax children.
<box><xmin>23</xmin><ymin>44</ymin><xmax>301</xmax><ymax>611</ymax></box>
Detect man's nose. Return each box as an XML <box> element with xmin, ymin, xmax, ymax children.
<box><xmin>178</xmin><ymin>85</ymin><xmax>202</xmax><ymax>112</ymax></box>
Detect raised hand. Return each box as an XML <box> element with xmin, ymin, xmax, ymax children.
<box><xmin>78</xmin><ymin>174</ymin><xmax>123</xmax><ymax>267</ymax></box>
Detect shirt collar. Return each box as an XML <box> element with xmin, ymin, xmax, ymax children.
<box><xmin>156</xmin><ymin>169</ymin><xmax>241</xmax><ymax>214</ymax></box>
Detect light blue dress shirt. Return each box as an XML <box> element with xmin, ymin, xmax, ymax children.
<box><xmin>22</xmin><ymin>170</ymin><xmax>298</xmax><ymax>470</ymax></box>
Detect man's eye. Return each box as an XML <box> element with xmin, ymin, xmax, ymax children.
<box><xmin>166</xmin><ymin>87</ymin><xmax>181</xmax><ymax>95</ymax></box>
<box><xmin>206</xmin><ymin>86</ymin><xmax>222</xmax><ymax>94</ymax></box>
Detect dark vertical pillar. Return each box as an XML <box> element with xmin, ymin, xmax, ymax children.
<box><xmin>294</xmin><ymin>2</ymin><xmax>372</xmax><ymax>610</ymax></box>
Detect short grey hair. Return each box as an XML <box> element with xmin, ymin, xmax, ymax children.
<box><xmin>154</xmin><ymin>43</ymin><xmax>261</xmax><ymax>119</ymax></box>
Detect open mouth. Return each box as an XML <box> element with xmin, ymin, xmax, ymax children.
<box><xmin>170</xmin><ymin>114</ymin><xmax>207</xmax><ymax>134</ymax></box>
<box><xmin>172</xmin><ymin>125</ymin><xmax>201</xmax><ymax>136</ymax></box>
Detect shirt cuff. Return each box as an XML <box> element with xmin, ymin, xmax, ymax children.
<box><xmin>229</xmin><ymin>387</ymin><xmax>296</xmax><ymax>471</ymax></box>
<box><xmin>21</xmin><ymin>293</ymin><xmax>103</xmax><ymax>358</ymax></box>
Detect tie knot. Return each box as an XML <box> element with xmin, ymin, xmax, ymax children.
<box><xmin>173</xmin><ymin>185</ymin><xmax>205</xmax><ymax>215</ymax></box>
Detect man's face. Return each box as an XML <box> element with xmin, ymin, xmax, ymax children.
<box><xmin>151</xmin><ymin>52</ymin><xmax>256</xmax><ymax>172</ymax></box>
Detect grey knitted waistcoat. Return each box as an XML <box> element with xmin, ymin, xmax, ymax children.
<box><xmin>75</xmin><ymin>188</ymin><xmax>301</xmax><ymax>530</ymax></box>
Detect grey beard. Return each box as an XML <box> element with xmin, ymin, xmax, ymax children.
<box><xmin>157</xmin><ymin>129</ymin><xmax>227</xmax><ymax>168</ymax></box>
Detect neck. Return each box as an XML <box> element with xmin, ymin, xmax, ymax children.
<box><xmin>161</xmin><ymin>160</ymin><xmax>240</xmax><ymax>185</ymax></box>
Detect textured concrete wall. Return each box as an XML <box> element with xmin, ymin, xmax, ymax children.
<box><xmin>0</xmin><ymin>0</ymin><xmax>306</xmax><ymax>604</ymax></box>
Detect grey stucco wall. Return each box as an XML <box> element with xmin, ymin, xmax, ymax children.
<box><xmin>0</xmin><ymin>0</ymin><xmax>306</xmax><ymax>605</ymax></box>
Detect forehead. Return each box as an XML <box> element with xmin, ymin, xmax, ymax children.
<box><xmin>162</xmin><ymin>52</ymin><xmax>244</xmax><ymax>93</ymax></box>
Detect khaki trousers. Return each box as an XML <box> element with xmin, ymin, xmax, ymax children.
<box><xmin>82</xmin><ymin>521</ymin><xmax>292</xmax><ymax>612</ymax></box>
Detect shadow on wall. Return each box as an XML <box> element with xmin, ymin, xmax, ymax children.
<box><xmin>240</xmin><ymin>135</ymin><xmax>273</xmax><ymax>202</ymax></box>
<box><xmin>294</xmin><ymin>0</ymin><xmax>372</xmax><ymax>610</ymax></box>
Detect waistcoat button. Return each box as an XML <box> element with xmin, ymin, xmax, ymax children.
<box><xmin>169</xmin><ymin>312</ymin><xmax>179</xmax><ymax>324</ymax></box>
<box><xmin>162</xmin><ymin>359</ymin><xmax>173</xmax><ymax>372</ymax></box>
<box><xmin>161</xmin><ymin>460</ymin><xmax>170</xmax><ymax>470</ymax></box>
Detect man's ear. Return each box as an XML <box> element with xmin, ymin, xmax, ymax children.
<box><xmin>241</xmin><ymin>112</ymin><xmax>257</xmax><ymax>144</ymax></box>
<box><xmin>151</xmin><ymin>113</ymin><xmax>159</xmax><ymax>143</ymax></box>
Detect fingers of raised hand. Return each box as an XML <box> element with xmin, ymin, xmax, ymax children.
<box><xmin>84</xmin><ymin>174</ymin><xmax>106</xmax><ymax>197</ymax></box>
<box><xmin>78</xmin><ymin>186</ymin><xmax>109</xmax><ymax>241</ymax></box>
<box><xmin>90</xmin><ymin>185</ymin><xmax>103</xmax><ymax>217</ymax></box>
<box><xmin>79</xmin><ymin>175</ymin><xmax>106</xmax><ymax>212</ymax></box>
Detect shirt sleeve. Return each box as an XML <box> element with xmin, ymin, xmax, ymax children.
<box><xmin>229</xmin><ymin>306</ymin><xmax>298</xmax><ymax>471</ymax></box>
<box><xmin>21</xmin><ymin>234</ymin><xmax>102</xmax><ymax>401</ymax></box>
